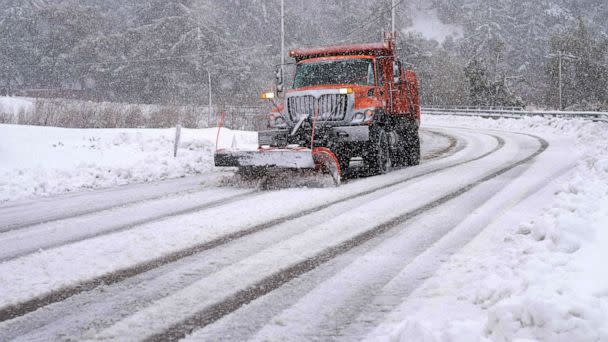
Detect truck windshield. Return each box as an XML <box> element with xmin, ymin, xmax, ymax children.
<box><xmin>293</xmin><ymin>59</ymin><xmax>374</xmax><ymax>88</ymax></box>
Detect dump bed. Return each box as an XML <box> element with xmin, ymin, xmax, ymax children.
<box><xmin>289</xmin><ymin>42</ymin><xmax>394</xmax><ymax>61</ymax></box>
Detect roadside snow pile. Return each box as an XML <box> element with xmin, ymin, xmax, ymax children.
<box><xmin>0</xmin><ymin>97</ymin><xmax>34</xmax><ymax>117</ymax></box>
<box><xmin>373</xmin><ymin>116</ymin><xmax>608</xmax><ymax>342</ymax></box>
<box><xmin>0</xmin><ymin>124</ymin><xmax>256</xmax><ymax>203</ymax></box>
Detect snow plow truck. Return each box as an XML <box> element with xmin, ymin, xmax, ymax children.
<box><xmin>215</xmin><ymin>34</ymin><xmax>421</xmax><ymax>185</ymax></box>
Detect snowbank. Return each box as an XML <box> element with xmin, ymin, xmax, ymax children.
<box><xmin>0</xmin><ymin>124</ymin><xmax>256</xmax><ymax>203</ymax></box>
<box><xmin>371</xmin><ymin>115</ymin><xmax>608</xmax><ymax>342</ymax></box>
<box><xmin>0</xmin><ymin>97</ymin><xmax>34</xmax><ymax>117</ymax></box>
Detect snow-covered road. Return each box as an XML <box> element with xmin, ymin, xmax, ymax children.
<box><xmin>0</xmin><ymin>119</ymin><xmax>602</xmax><ymax>341</ymax></box>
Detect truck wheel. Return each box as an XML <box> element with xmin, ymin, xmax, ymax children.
<box><xmin>337</xmin><ymin>155</ymin><xmax>350</xmax><ymax>178</ymax></box>
<box><xmin>390</xmin><ymin>128</ymin><xmax>408</xmax><ymax>167</ymax></box>
<box><xmin>365</xmin><ymin>128</ymin><xmax>391</xmax><ymax>175</ymax></box>
<box><xmin>406</xmin><ymin>130</ymin><xmax>421</xmax><ymax>166</ymax></box>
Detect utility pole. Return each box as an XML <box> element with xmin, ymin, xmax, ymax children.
<box><xmin>558</xmin><ymin>50</ymin><xmax>563</xmax><ymax>111</ymax></box>
<box><xmin>546</xmin><ymin>50</ymin><xmax>571</xmax><ymax>111</ymax></box>
<box><xmin>280</xmin><ymin>0</ymin><xmax>285</xmax><ymax>82</ymax></box>
<box><xmin>207</xmin><ymin>67</ymin><xmax>212</xmax><ymax>126</ymax></box>
<box><xmin>196</xmin><ymin>26</ymin><xmax>206</xmax><ymax>125</ymax></box>
<box><xmin>391</xmin><ymin>0</ymin><xmax>396</xmax><ymax>33</ymax></box>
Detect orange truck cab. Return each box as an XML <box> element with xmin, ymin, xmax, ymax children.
<box><xmin>215</xmin><ymin>36</ymin><xmax>421</xmax><ymax>180</ymax></box>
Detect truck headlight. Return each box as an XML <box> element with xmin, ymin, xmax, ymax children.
<box><xmin>352</xmin><ymin>112</ymin><xmax>365</xmax><ymax>123</ymax></box>
<box><xmin>270</xmin><ymin>115</ymin><xmax>287</xmax><ymax>128</ymax></box>
<box><xmin>352</xmin><ymin>109</ymin><xmax>375</xmax><ymax>124</ymax></box>
<box><xmin>275</xmin><ymin>116</ymin><xmax>286</xmax><ymax>127</ymax></box>
<box><xmin>261</xmin><ymin>92</ymin><xmax>275</xmax><ymax>99</ymax></box>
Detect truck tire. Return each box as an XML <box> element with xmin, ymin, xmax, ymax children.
<box><xmin>337</xmin><ymin>154</ymin><xmax>351</xmax><ymax>178</ymax></box>
<box><xmin>390</xmin><ymin>125</ymin><xmax>408</xmax><ymax>167</ymax></box>
<box><xmin>365</xmin><ymin>127</ymin><xmax>391</xmax><ymax>175</ymax></box>
<box><xmin>405</xmin><ymin>128</ymin><xmax>420</xmax><ymax>166</ymax></box>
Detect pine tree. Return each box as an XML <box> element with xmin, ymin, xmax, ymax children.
<box><xmin>547</xmin><ymin>18</ymin><xmax>608</xmax><ymax>109</ymax></box>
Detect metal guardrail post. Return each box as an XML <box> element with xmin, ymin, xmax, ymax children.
<box><xmin>173</xmin><ymin>124</ymin><xmax>181</xmax><ymax>157</ymax></box>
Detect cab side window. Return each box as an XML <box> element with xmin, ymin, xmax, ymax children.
<box><xmin>376</xmin><ymin>60</ymin><xmax>384</xmax><ymax>86</ymax></box>
<box><xmin>367</xmin><ymin>62</ymin><xmax>375</xmax><ymax>86</ymax></box>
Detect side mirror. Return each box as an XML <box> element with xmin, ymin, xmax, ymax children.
<box><xmin>393</xmin><ymin>61</ymin><xmax>402</xmax><ymax>84</ymax></box>
<box><xmin>275</xmin><ymin>66</ymin><xmax>284</xmax><ymax>94</ymax></box>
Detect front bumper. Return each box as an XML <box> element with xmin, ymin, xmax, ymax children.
<box><xmin>330</xmin><ymin>125</ymin><xmax>369</xmax><ymax>142</ymax></box>
<box><xmin>258</xmin><ymin>125</ymin><xmax>370</xmax><ymax>148</ymax></box>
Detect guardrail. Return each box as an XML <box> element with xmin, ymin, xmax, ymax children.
<box><xmin>421</xmin><ymin>107</ymin><xmax>608</xmax><ymax>123</ymax></box>
<box><xmin>423</xmin><ymin>105</ymin><xmax>525</xmax><ymax>112</ymax></box>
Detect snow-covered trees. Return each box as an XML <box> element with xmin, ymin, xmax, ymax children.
<box><xmin>0</xmin><ymin>2</ymin><xmax>39</xmax><ymax>95</ymax></box>
<box><xmin>0</xmin><ymin>0</ymin><xmax>605</xmax><ymax>109</ymax></box>
<box><xmin>430</xmin><ymin>0</ymin><xmax>606</xmax><ymax>108</ymax></box>
<box><xmin>546</xmin><ymin>19</ymin><xmax>608</xmax><ymax>110</ymax></box>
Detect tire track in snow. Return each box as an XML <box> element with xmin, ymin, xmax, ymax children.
<box><xmin>0</xmin><ymin>130</ymin><xmax>472</xmax><ymax>323</ymax></box>
<box><xmin>0</xmin><ymin>131</ymin><xmax>465</xmax><ymax>341</ymax></box>
<box><xmin>0</xmin><ymin>173</ymin><xmax>232</xmax><ymax>234</ymax></box>
<box><xmin>420</xmin><ymin>129</ymin><xmax>458</xmax><ymax>161</ymax></box>
<box><xmin>0</xmin><ymin>190</ymin><xmax>259</xmax><ymax>263</ymax></box>
<box><xmin>241</xmin><ymin>131</ymin><xmax>566</xmax><ymax>342</ymax></box>
<box><xmin>143</xmin><ymin>133</ymin><xmax>546</xmax><ymax>342</ymax></box>
<box><xmin>0</xmin><ymin>130</ymin><xmax>451</xmax><ymax>263</ymax></box>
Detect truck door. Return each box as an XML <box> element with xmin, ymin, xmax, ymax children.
<box><xmin>375</xmin><ymin>58</ymin><xmax>388</xmax><ymax>107</ymax></box>
<box><xmin>405</xmin><ymin>69</ymin><xmax>421</xmax><ymax>120</ymax></box>
<box><xmin>376</xmin><ymin>59</ymin><xmax>386</xmax><ymax>99</ymax></box>
<box><xmin>392</xmin><ymin>60</ymin><xmax>408</xmax><ymax>115</ymax></box>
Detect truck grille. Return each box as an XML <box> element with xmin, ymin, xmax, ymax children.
<box><xmin>287</xmin><ymin>94</ymin><xmax>348</xmax><ymax>122</ymax></box>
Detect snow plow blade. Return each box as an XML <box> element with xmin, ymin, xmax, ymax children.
<box><xmin>214</xmin><ymin>149</ymin><xmax>316</xmax><ymax>169</ymax></box>
<box><xmin>215</xmin><ymin>147</ymin><xmax>341</xmax><ymax>186</ymax></box>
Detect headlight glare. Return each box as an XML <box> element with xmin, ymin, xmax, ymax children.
<box><xmin>261</xmin><ymin>92</ymin><xmax>275</xmax><ymax>99</ymax></box>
